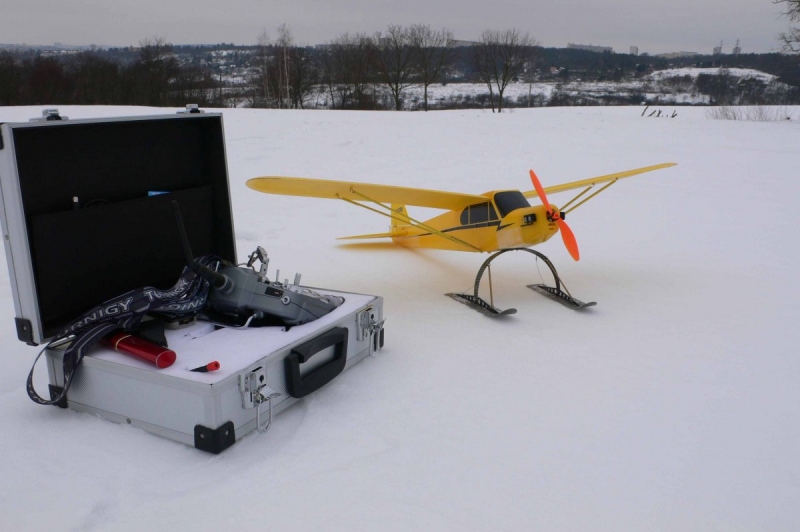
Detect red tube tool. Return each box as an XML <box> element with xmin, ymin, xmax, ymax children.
<box><xmin>102</xmin><ymin>332</ymin><xmax>177</xmax><ymax>369</ymax></box>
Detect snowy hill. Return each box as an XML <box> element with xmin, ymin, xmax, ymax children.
<box><xmin>310</xmin><ymin>67</ymin><xmax>794</xmax><ymax>109</ymax></box>
<box><xmin>647</xmin><ymin>67</ymin><xmax>778</xmax><ymax>83</ymax></box>
<box><xmin>0</xmin><ymin>105</ymin><xmax>798</xmax><ymax>531</ymax></box>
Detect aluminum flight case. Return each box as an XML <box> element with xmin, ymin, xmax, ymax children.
<box><xmin>0</xmin><ymin>109</ymin><xmax>385</xmax><ymax>453</ymax></box>
<box><xmin>45</xmin><ymin>290</ymin><xmax>385</xmax><ymax>453</ymax></box>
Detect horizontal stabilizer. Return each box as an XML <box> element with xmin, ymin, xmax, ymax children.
<box><xmin>337</xmin><ymin>231</ymin><xmax>399</xmax><ymax>240</ymax></box>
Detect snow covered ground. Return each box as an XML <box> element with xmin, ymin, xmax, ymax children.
<box><xmin>647</xmin><ymin>67</ymin><xmax>778</xmax><ymax>83</ymax></box>
<box><xmin>0</xmin><ymin>104</ymin><xmax>798</xmax><ymax>531</ymax></box>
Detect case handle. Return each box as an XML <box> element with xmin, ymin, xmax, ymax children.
<box><xmin>284</xmin><ymin>326</ymin><xmax>349</xmax><ymax>398</ymax></box>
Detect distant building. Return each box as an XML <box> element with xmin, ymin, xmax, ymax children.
<box><xmin>713</xmin><ymin>41</ymin><xmax>723</xmax><ymax>55</ymax></box>
<box><xmin>630</xmin><ymin>46</ymin><xmax>639</xmax><ymax>56</ymax></box>
<box><xmin>732</xmin><ymin>39</ymin><xmax>741</xmax><ymax>55</ymax></box>
<box><xmin>567</xmin><ymin>43</ymin><xmax>613</xmax><ymax>53</ymax></box>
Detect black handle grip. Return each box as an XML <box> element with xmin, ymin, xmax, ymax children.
<box><xmin>284</xmin><ymin>327</ymin><xmax>349</xmax><ymax>398</ymax></box>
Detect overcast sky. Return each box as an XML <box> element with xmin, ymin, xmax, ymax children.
<box><xmin>1</xmin><ymin>0</ymin><xmax>793</xmax><ymax>54</ymax></box>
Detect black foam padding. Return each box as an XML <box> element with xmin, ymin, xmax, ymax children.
<box><xmin>11</xmin><ymin>115</ymin><xmax>235</xmax><ymax>337</ymax></box>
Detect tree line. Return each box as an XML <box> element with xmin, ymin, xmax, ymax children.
<box><xmin>0</xmin><ymin>38</ymin><xmax>222</xmax><ymax>108</ymax></box>
<box><xmin>0</xmin><ymin>26</ymin><xmax>538</xmax><ymax>112</ymax></box>
<box><xmin>1</xmin><ymin>23</ymin><xmax>798</xmax><ymax>111</ymax></box>
<box><xmin>245</xmin><ymin>25</ymin><xmax>537</xmax><ymax>112</ymax></box>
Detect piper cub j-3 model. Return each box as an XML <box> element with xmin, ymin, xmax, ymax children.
<box><xmin>247</xmin><ymin>162</ymin><xmax>677</xmax><ymax>317</ymax></box>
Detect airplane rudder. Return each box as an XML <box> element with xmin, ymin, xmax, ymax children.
<box><xmin>391</xmin><ymin>204</ymin><xmax>407</xmax><ymax>228</ymax></box>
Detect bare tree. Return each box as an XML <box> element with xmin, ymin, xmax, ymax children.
<box><xmin>274</xmin><ymin>23</ymin><xmax>293</xmax><ymax>108</ymax></box>
<box><xmin>775</xmin><ymin>0</ymin><xmax>800</xmax><ymax>51</ymax></box>
<box><xmin>24</xmin><ymin>56</ymin><xmax>72</xmax><ymax>104</ymax></box>
<box><xmin>0</xmin><ymin>52</ymin><xmax>20</xmax><ymax>105</ymax></box>
<box><xmin>128</xmin><ymin>37</ymin><xmax>179</xmax><ymax>106</ymax></box>
<box><xmin>409</xmin><ymin>24</ymin><xmax>455</xmax><ymax>111</ymax></box>
<box><xmin>247</xmin><ymin>25</ymin><xmax>315</xmax><ymax>109</ymax></box>
<box><xmin>251</xmin><ymin>29</ymin><xmax>272</xmax><ymax>107</ymax></box>
<box><xmin>172</xmin><ymin>64</ymin><xmax>216</xmax><ymax>107</ymax></box>
<box><xmin>67</xmin><ymin>52</ymin><xmax>120</xmax><ymax>104</ymax></box>
<box><xmin>245</xmin><ymin>29</ymin><xmax>273</xmax><ymax>107</ymax></box>
<box><xmin>320</xmin><ymin>33</ymin><xmax>375</xmax><ymax>109</ymax></box>
<box><xmin>372</xmin><ymin>25</ymin><xmax>415</xmax><ymax>110</ymax></box>
<box><xmin>472</xmin><ymin>29</ymin><xmax>538</xmax><ymax>112</ymax></box>
<box><xmin>268</xmin><ymin>25</ymin><xmax>318</xmax><ymax>109</ymax></box>
<box><xmin>317</xmin><ymin>45</ymin><xmax>340</xmax><ymax>108</ymax></box>
<box><xmin>286</xmin><ymin>46</ymin><xmax>318</xmax><ymax>109</ymax></box>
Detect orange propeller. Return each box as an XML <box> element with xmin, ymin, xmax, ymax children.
<box><xmin>529</xmin><ymin>169</ymin><xmax>580</xmax><ymax>261</ymax></box>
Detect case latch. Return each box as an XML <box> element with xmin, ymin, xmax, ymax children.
<box><xmin>239</xmin><ymin>366</ymin><xmax>267</xmax><ymax>408</ymax></box>
<box><xmin>356</xmin><ymin>308</ymin><xmax>385</xmax><ymax>354</ymax></box>
<box><xmin>239</xmin><ymin>366</ymin><xmax>281</xmax><ymax>432</ymax></box>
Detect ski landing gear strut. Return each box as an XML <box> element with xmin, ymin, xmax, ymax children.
<box><xmin>446</xmin><ymin>248</ymin><xmax>596</xmax><ymax>317</ymax></box>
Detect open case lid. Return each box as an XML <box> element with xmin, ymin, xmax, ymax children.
<box><xmin>0</xmin><ymin>111</ymin><xmax>237</xmax><ymax>345</ymax></box>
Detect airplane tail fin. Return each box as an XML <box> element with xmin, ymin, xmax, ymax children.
<box><xmin>391</xmin><ymin>204</ymin><xmax>409</xmax><ymax>234</ymax></box>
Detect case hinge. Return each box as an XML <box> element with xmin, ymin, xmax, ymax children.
<box><xmin>178</xmin><ymin>104</ymin><xmax>204</xmax><ymax>114</ymax></box>
<box><xmin>29</xmin><ymin>109</ymin><xmax>68</xmax><ymax>122</ymax></box>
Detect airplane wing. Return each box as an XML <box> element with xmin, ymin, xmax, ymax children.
<box><xmin>246</xmin><ymin>176</ymin><xmax>486</xmax><ymax>210</ymax></box>
<box><xmin>523</xmin><ymin>163</ymin><xmax>677</xmax><ymax>198</ymax></box>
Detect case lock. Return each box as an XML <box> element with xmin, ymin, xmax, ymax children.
<box><xmin>254</xmin><ymin>390</ymin><xmax>281</xmax><ymax>433</ymax></box>
<box><xmin>239</xmin><ymin>366</ymin><xmax>267</xmax><ymax>409</ymax></box>
<box><xmin>356</xmin><ymin>308</ymin><xmax>385</xmax><ymax>354</ymax></box>
<box><xmin>239</xmin><ymin>367</ymin><xmax>281</xmax><ymax>432</ymax></box>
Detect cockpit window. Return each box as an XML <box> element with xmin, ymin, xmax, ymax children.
<box><xmin>460</xmin><ymin>202</ymin><xmax>498</xmax><ymax>225</ymax></box>
<box><xmin>494</xmin><ymin>191</ymin><xmax>531</xmax><ymax>217</ymax></box>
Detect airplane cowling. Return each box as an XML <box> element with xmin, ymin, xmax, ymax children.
<box><xmin>495</xmin><ymin>206</ymin><xmax>558</xmax><ymax>250</ymax></box>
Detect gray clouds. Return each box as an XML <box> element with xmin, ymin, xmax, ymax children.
<box><xmin>1</xmin><ymin>0</ymin><xmax>790</xmax><ymax>54</ymax></box>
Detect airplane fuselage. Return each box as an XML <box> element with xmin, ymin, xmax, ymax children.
<box><xmin>391</xmin><ymin>190</ymin><xmax>561</xmax><ymax>252</ymax></box>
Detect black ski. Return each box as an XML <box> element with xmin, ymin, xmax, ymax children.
<box><xmin>445</xmin><ymin>293</ymin><xmax>517</xmax><ymax>317</ymax></box>
<box><xmin>527</xmin><ymin>284</ymin><xmax>596</xmax><ymax>310</ymax></box>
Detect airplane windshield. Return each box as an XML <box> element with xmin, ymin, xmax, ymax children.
<box><xmin>494</xmin><ymin>191</ymin><xmax>531</xmax><ymax>217</ymax></box>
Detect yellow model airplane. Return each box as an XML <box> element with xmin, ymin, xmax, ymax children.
<box><xmin>247</xmin><ymin>162</ymin><xmax>676</xmax><ymax>315</ymax></box>
<box><xmin>246</xmin><ymin>162</ymin><xmax>676</xmax><ymax>259</ymax></box>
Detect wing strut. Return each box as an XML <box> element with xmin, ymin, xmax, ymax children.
<box><xmin>563</xmin><ymin>179</ymin><xmax>619</xmax><ymax>214</ymax></box>
<box><xmin>340</xmin><ymin>188</ymin><xmax>483</xmax><ymax>252</ymax></box>
<box><xmin>559</xmin><ymin>185</ymin><xmax>594</xmax><ymax>212</ymax></box>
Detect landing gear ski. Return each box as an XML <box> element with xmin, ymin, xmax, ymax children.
<box><xmin>446</xmin><ymin>293</ymin><xmax>517</xmax><ymax>317</ymax></box>
<box><xmin>527</xmin><ymin>284</ymin><xmax>596</xmax><ymax>310</ymax></box>
<box><xmin>446</xmin><ymin>248</ymin><xmax>595</xmax><ymax>317</ymax></box>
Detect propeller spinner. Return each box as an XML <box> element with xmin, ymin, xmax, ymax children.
<box><xmin>529</xmin><ymin>169</ymin><xmax>580</xmax><ymax>261</ymax></box>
